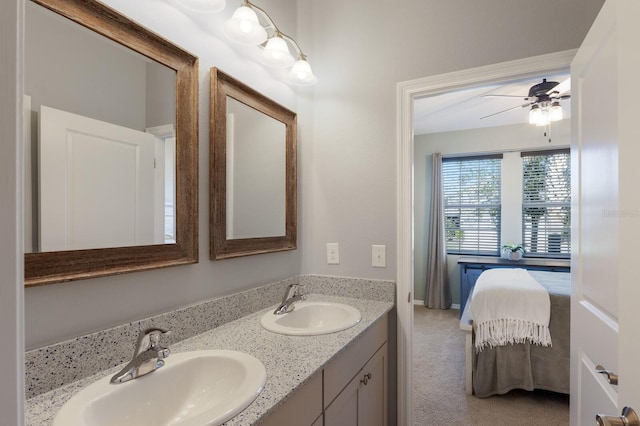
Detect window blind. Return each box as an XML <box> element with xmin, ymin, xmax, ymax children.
<box><xmin>521</xmin><ymin>150</ymin><xmax>571</xmax><ymax>257</ymax></box>
<box><xmin>442</xmin><ymin>156</ymin><xmax>502</xmax><ymax>255</ymax></box>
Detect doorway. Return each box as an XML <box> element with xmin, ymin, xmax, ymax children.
<box><xmin>395</xmin><ymin>49</ymin><xmax>576</xmax><ymax>425</ymax></box>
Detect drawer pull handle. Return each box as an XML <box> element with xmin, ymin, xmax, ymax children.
<box><xmin>595</xmin><ymin>365</ymin><xmax>619</xmax><ymax>385</ymax></box>
<box><xmin>360</xmin><ymin>372</ymin><xmax>372</xmax><ymax>386</ymax></box>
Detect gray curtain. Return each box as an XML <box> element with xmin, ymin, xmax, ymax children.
<box><xmin>425</xmin><ymin>153</ymin><xmax>452</xmax><ymax>309</ymax></box>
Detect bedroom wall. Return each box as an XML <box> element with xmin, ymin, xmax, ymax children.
<box><xmin>413</xmin><ymin>120</ymin><xmax>571</xmax><ymax>304</ymax></box>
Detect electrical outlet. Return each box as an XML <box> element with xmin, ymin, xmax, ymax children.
<box><xmin>327</xmin><ymin>243</ymin><xmax>340</xmax><ymax>264</ymax></box>
<box><xmin>372</xmin><ymin>245</ymin><xmax>386</xmax><ymax>267</ymax></box>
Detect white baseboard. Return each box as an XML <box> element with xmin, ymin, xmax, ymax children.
<box><xmin>413</xmin><ymin>299</ymin><xmax>460</xmax><ymax>310</ymax></box>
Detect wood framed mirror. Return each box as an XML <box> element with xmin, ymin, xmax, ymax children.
<box><xmin>210</xmin><ymin>68</ymin><xmax>296</xmax><ymax>260</ymax></box>
<box><xmin>25</xmin><ymin>0</ymin><xmax>199</xmax><ymax>286</ymax></box>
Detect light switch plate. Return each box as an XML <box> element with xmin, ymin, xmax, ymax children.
<box><xmin>327</xmin><ymin>243</ymin><xmax>339</xmax><ymax>264</ymax></box>
<box><xmin>372</xmin><ymin>245</ymin><xmax>386</xmax><ymax>268</ymax></box>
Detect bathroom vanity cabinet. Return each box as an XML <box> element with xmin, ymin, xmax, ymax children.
<box><xmin>260</xmin><ymin>314</ymin><xmax>388</xmax><ymax>426</ymax></box>
<box><xmin>325</xmin><ymin>343</ymin><xmax>387</xmax><ymax>426</ymax></box>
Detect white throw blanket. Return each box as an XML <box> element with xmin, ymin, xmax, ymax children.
<box><xmin>470</xmin><ymin>268</ymin><xmax>552</xmax><ymax>352</ymax></box>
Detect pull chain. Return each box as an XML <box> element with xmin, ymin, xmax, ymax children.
<box><xmin>543</xmin><ymin>123</ymin><xmax>552</xmax><ymax>143</ymax></box>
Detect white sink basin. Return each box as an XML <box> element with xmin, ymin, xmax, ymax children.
<box><xmin>260</xmin><ymin>301</ymin><xmax>361</xmax><ymax>335</ymax></box>
<box><xmin>53</xmin><ymin>350</ymin><xmax>266</xmax><ymax>426</ymax></box>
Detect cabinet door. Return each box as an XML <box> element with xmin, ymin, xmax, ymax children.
<box><xmin>358</xmin><ymin>343</ymin><xmax>387</xmax><ymax>426</ymax></box>
<box><xmin>325</xmin><ymin>344</ymin><xmax>387</xmax><ymax>426</ymax></box>
<box><xmin>325</xmin><ymin>374</ymin><xmax>359</xmax><ymax>426</ymax></box>
<box><xmin>259</xmin><ymin>371</ymin><xmax>322</xmax><ymax>426</ymax></box>
<box><xmin>311</xmin><ymin>414</ymin><xmax>323</xmax><ymax>426</ymax></box>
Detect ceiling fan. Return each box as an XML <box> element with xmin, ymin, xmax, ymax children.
<box><xmin>481</xmin><ymin>78</ymin><xmax>571</xmax><ymax>123</ymax></box>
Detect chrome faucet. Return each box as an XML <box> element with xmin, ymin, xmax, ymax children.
<box><xmin>110</xmin><ymin>327</ymin><xmax>170</xmax><ymax>384</ymax></box>
<box><xmin>274</xmin><ymin>283</ymin><xmax>305</xmax><ymax>315</ymax></box>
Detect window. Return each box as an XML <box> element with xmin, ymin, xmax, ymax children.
<box><xmin>522</xmin><ymin>149</ymin><xmax>571</xmax><ymax>257</ymax></box>
<box><xmin>442</xmin><ymin>155</ymin><xmax>502</xmax><ymax>255</ymax></box>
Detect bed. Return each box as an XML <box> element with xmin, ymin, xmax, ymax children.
<box><xmin>459</xmin><ymin>269</ymin><xmax>570</xmax><ymax>398</ymax></box>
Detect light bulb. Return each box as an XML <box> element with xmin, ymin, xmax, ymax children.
<box><xmin>223</xmin><ymin>6</ymin><xmax>267</xmax><ymax>45</ymax></box>
<box><xmin>536</xmin><ymin>109</ymin><xmax>550</xmax><ymax>126</ymax></box>
<box><xmin>549</xmin><ymin>102</ymin><xmax>563</xmax><ymax>121</ymax></box>
<box><xmin>285</xmin><ymin>58</ymin><xmax>318</xmax><ymax>86</ymax></box>
<box><xmin>259</xmin><ymin>36</ymin><xmax>295</xmax><ymax>68</ymax></box>
<box><xmin>529</xmin><ymin>105</ymin><xmax>541</xmax><ymax>125</ymax></box>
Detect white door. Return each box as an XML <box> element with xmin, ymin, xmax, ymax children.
<box><xmin>39</xmin><ymin>105</ymin><xmax>160</xmax><ymax>251</ymax></box>
<box><xmin>571</xmin><ymin>0</ymin><xmax>640</xmax><ymax>424</ymax></box>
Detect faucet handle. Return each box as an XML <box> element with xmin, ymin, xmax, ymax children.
<box><xmin>146</xmin><ymin>328</ymin><xmax>169</xmax><ymax>348</ymax></box>
<box><xmin>134</xmin><ymin>328</ymin><xmax>169</xmax><ymax>354</ymax></box>
<box><xmin>282</xmin><ymin>283</ymin><xmax>302</xmax><ymax>302</ymax></box>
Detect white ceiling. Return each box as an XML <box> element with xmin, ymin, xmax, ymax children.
<box><xmin>413</xmin><ymin>71</ymin><xmax>571</xmax><ymax>135</ymax></box>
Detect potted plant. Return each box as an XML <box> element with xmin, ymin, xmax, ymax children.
<box><xmin>502</xmin><ymin>243</ymin><xmax>525</xmax><ymax>261</ymax></box>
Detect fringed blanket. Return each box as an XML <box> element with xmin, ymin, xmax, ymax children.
<box><xmin>470</xmin><ymin>268</ymin><xmax>552</xmax><ymax>352</ymax></box>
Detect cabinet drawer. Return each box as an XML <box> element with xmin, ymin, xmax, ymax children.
<box><xmin>259</xmin><ymin>370</ymin><xmax>322</xmax><ymax>426</ymax></box>
<box><xmin>323</xmin><ymin>315</ymin><xmax>387</xmax><ymax>408</ymax></box>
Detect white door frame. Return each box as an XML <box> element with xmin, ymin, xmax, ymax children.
<box><xmin>395</xmin><ymin>49</ymin><xmax>576</xmax><ymax>425</ymax></box>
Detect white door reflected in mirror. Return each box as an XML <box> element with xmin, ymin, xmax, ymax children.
<box><xmin>226</xmin><ymin>97</ymin><xmax>286</xmax><ymax>239</ymax></box>
<box><xmin>24</xmin><ymin>1</ymin><xmax>177</xmax><ymax>253</ymax></box>
<box><xmin>38</xmin><ymin>105</ymin><xmax>172</xmax><ymax>251</ymax></box>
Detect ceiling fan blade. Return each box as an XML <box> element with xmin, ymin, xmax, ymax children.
<box><xmin>482</xmin><ymin>94</ymin><xmax>528</xmax><ymax>99</ymax></box>
<box><xmin>547</xmin><ymin>77</ymin><xmax>571</xmax><ymax>95</ymax></box>
<box><xmin>480</xmin><ymin>102</ymin><xmax>532</xmax><ymax>120</ymax></box>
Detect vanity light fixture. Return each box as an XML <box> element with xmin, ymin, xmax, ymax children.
<box><xmin>224</xmin><ymin>0</ymin><xmax>317</xmax><ymax>86</ymax></box>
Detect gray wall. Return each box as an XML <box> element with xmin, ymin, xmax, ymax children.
<box><xmin>297</xmin><ymin>0</ymin><xmax>603</xmax><ymax>282</ymax></box>
<box><xmin>146</xmin><ymin>62</ymin><xmax>176</xmax><ymax>128</ymax></box>
<box><xmin>24</xmin><ymin>0</ymin><xmax>300</xmax><ymax>350</ymax></box>
<box><xmin>25</xmin><ymin>3</ymin><xmax>147</xmax><ymax>131</ymax></box>
<box><xmin>1</xmin><ymin>0</ymin><xmax>24</xmax><ymax>423</ymax></box>
<box><xmin>228</xmin><ymin>101</ymin><xmax>286</xmax><ymax>239</ymax></box>
<box><xmin>413</xmin><ymin>121</ymin><xmax>571</xmax><ymax>303</ymax></box>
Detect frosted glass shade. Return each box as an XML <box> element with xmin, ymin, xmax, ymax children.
<box><xmin>549</xmin><ymin>102</ymin><xmax>563</xmax><ymax>121</ymax></box>
<box><xmin>536</xmin><ymin>109</ymin><xmax>550</xmax><ymax>126</ymax></box>
<box><xmin>259</xmin><ymin>36</ymin><xmax>295</xmax><ymax>68</ymax></box>
<box><xmin>529</xmin><ymin>105</ymin><xmax>541</xmax><ymax>125</ymax></box>
<box><xmin>285</xmin><ymin>58</ymin><xmax>318</xmax><ymax>86</ymax></box>
<box><xmin>224</xmin><ymin>6</ymin><xmax>267</xmax><ymax>45</ymax></box>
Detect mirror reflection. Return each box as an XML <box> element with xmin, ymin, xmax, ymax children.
<box><xmin>210</xmin><ymin>67</ymin><xmax>297</xmax><ymax>260</ymax></box>
<box><xmin>225</xmin><ymin>97</ymin><xmax>286</xmax><ymax>239</ymax></box>
<box><xmin>25</xmin><ymin>0</ymin><xmax>198</xmax><ymax>286</ymax></box>
<box><xmin>25</xmin><ymin>2</ymin><xmax>177</xmax><ymax>252</ymax></box>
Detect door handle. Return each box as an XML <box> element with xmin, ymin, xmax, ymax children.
<box><xmin>360</xmin><ymin>372</ymin><xmax>372</xmax><ymax>386</ymax></box>
<box><xmin>596</xmin><ymin>407</ymin><xmax>640</xmax><ymax>426</ymax></box>
<box><xmin>595</xmin><ymin>365</ymin><xmax>619</xmax><ymax>385</ymax></box>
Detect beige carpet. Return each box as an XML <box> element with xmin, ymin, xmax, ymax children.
<box><xmin>413</xmin><ymin>306</ymin><xmax>569</xmax><ymax>426</ymax></box>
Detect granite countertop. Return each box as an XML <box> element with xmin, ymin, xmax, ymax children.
<box><xmin>25</xmin><ymin>294</ymin><xmax>394</xmax><ymax>425</ymax></box>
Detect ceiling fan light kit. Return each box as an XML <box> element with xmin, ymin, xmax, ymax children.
<box><xmin>483</xmin><ymin>77</ymin><xmax>570</xmax><ymax>127</ymax></box>
<box><xmin>529</xmin><ymin>100</ymin><xmax>563</xmax><ymax>127</ymax></box>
